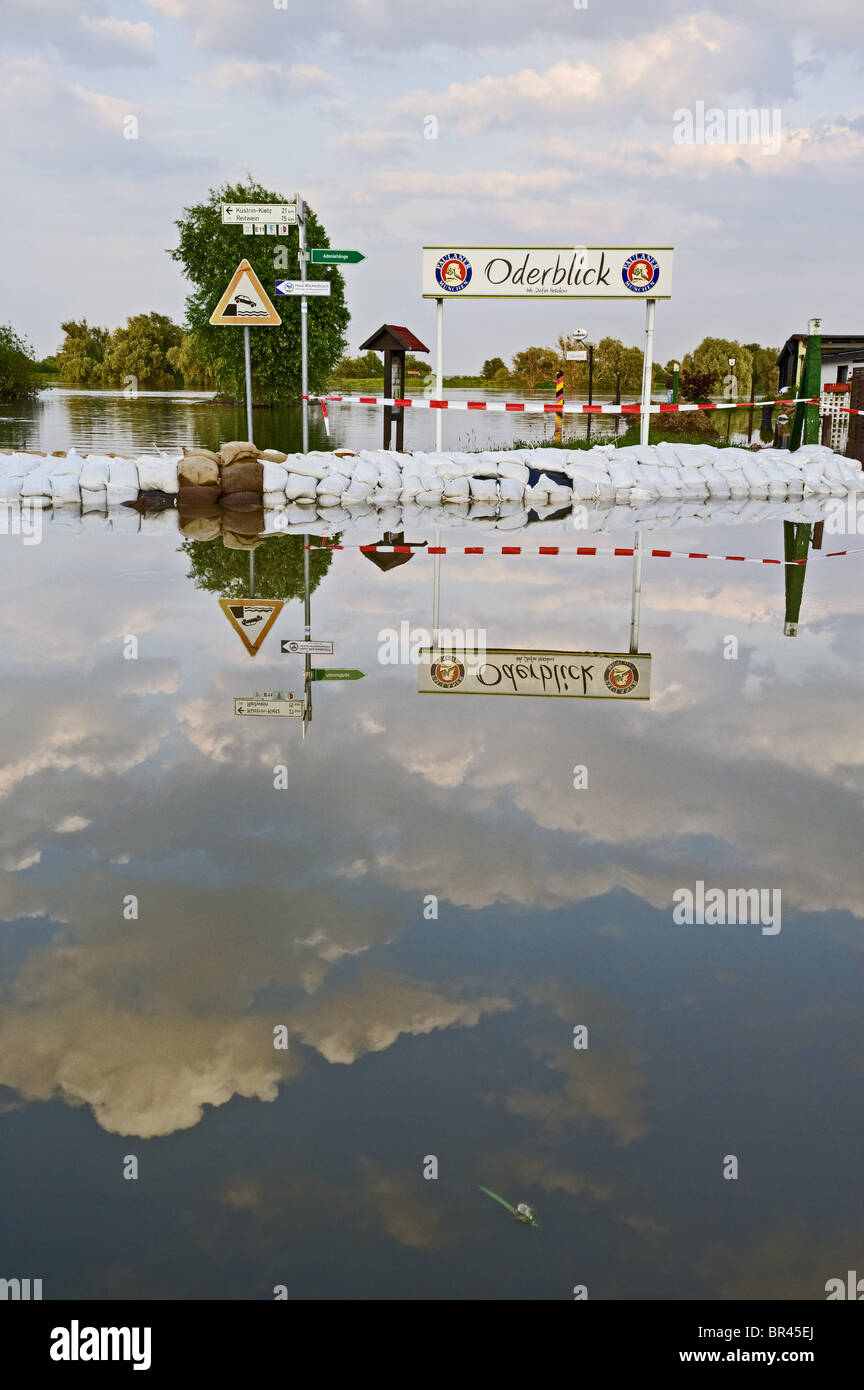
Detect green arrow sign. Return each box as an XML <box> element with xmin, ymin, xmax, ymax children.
<box><xmin>308</xmin><ymin>249</ymin><xmax>365</xmax><ymax>265</ymax></box>
<box><xmin>311</xmin><ymin>668</ymin><xmax>365</xmax><ymax>681</ymax></box>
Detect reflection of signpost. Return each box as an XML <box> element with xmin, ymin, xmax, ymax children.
<box><xmin>219</xmin><ymin>598</ymin><xmax>283</xmax><ymax>655</ymax></box>
<box><xmin>282</xmin><ymin>639</ymin><xmax>334</xmax><ymax>655</ymax></box>
<box><xmin>234</xmin><ymin>697</ymin><xmax>305</xmax><ymax>717</ymax></box>
<box><xmin>418</xmin><ymin>650</ymin><xmax>651</xmax><ymax>699</ymax></box>
<box><xmin>310</xmin><ymin>669</ymin><xmax>365</xmax><ymax>682</ymax></box>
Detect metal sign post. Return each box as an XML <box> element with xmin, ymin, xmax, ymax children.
<box><xmin>297</xmin><ymin>193</ymin><xmax>309</xmax><ymax>456</ymax></box>
<box><xmin>243</xmin><ymin>326</ymin><xmax>253</xmax><ymax>442</ymax></box>
<box><xmin>435</xmin><ymin>298</ymin><xmax>444</xmax><ymax>451</ymax></box>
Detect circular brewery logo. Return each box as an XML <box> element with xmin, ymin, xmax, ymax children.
<box><xmin>435</xmin><ymin>252</ymin><xmax>472</xmax><ymax>293</ymax></box>
<box><xmin>621</xmin><ymin>253</ymin><xmax>660</xmax><ymax>294</ymax></box>
<box><xmin>604</xmin><ymin>659</ymin><xmax>640</xmax><ymax>694</ymax></box>
<box><xmin>430</xmin><ymin>656</ymin><xmax>466</xmax><ymax>689</ymax></box>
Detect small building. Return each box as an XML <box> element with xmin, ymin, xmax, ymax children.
<box><xmin>777</xmin><ymin>334</ymin><xmax>864</xmax><ymax>391</ymax></box>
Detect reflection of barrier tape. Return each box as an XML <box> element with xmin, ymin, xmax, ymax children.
<box><xmin>302</xmin><ymin>394</ymin><xmax>330</xmax><ymax>437</ymax></box>
<box><xmin>306</xmin><ymin>542</ymin><xmax>863</xmax><ymax>565</ymax></box>
<box><xmin>308</xmin><ymin>393</ymin><xmax>864</xmax><ymax>418</ymax></box>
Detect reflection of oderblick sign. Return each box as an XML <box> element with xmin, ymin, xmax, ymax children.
<box><xmin>421</xmin><ymin>247</ymin><xmax>673</xmax><ymax>299</ymax></box>
<box><xmin>418</xmin><ymin>650</ymin><xmax>651</xmax><ymax>699</ymax></box>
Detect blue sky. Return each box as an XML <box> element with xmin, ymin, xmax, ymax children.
<box><xmin>2</xmin><ymin>0</ymin><xmax>863</xmax><ymax>368</ymax></box>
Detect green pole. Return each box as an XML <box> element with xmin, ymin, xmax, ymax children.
<box><xmin>783</xmin><ymin>521</ymin><xmax>811</xmax><ymax>636</ymax></box>
<box><xmin>790</xmin><ymin>318</ymin><xmax>822</xmax><ymax>451</ymax></box>
<box><xmin>672</xmin><ymin>361</ymin><xmax>680</xmax><ymax>404</ymax></box>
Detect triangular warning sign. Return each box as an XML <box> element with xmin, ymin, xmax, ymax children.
<box><xmin>210</xmin><ymin>260</ymin><xmax>282</xmax><ymax>326</ymax></box>
<box><xmin>219</xmin><ymin>598</ymin><xmax>284</xmax><ymax>655</ymax></box>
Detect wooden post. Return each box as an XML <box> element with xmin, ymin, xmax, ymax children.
<box><xmin>847</xmin><ymin>367</ymin><xmax>864</xmax><ymax>467</ymax></box>
<box><xmin>382</xmin><ymin>347</ymin><xmax>392</xmax><ymax>449</ymax></box>
<box><xmin>791</xmin><ymin>318</ymin><xmax>822</xmax><ymax>450</ymax></box>
<box><xmin>783</xmin><ymin>521</ymin><xmax>811</xmax><ymax>636</ymax></box>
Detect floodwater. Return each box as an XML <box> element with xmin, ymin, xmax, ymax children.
<box><xmin>4</xmin><ymin>385</ymin><xmax>664</xmax><ymax>456</ymax></box>
<box><xmin>0</xmin><ymin>394</ymin><xmax>860</xmax><ymax>1301</ymax></box>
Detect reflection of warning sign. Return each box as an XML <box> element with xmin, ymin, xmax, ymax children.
<box><xmin>219</xmin><ymin>598</ymin><xmax>284</xmax><ymax>654</ymax></box>
<box><xmin>210</xmin><ymin>260</ymin><xmax>282</xmax><ymax>326</ymax></box>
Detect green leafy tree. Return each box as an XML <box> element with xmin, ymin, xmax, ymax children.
<box><xmin>678</xmin><ymin>367</ymin><xmax>715</xmax><ymax>402</ymax></box>
<box><xmin>405</xmin><ymin>352</ymin><xmax>430</xmax><ymax>378</ymax></box>
<box><xmin>0</xmin><ymin>323</ymin><xmax>38</xmax><ymax>401</ymax></box>
<box><xmin>332</xmin><ymin>349</ymin><xmax>381</xmax><ymax>380</ymax></box>
<box><xmin>180</xmin><ymin>533</ymin><xmax>336</xmax><ymax>601</ymax></box>
<box><xmin>171</xmin><ymin>178</ymin><xmax>350</xmax><ymax>404</ymax></box>
<box><xmin>101</xmin><ymin>312</ymin><xmax>184</xmax><ymax>390</ymax></box>
<box><xmin>511</xmin><ymin>345</ymin><xmax>560</xmax><ymax>390</ymax></box>
<box><xmin>482</xmin><ymin>356</ymin><xmax>506</xmax><ymax>381</ymax></box>
<box><xmin>742</xmin><ymin>342</ymin><xmax>780</xmax><ymax>396</ymax></box>
<box><xmin>682</xmin><ymin>338</ymin><xmax>752</xmax><ymax>398</ymax></box>
<box><xmin>167</xmin><ymin>332</ymin><xmax>218</xmax><ymax>389</ymax></box>
<box><xmin>593</xmin><ymin>337</ymin><xmax>643</xmax><ymax>402</ymax></box>
<box><xmin>56</xmin><ymin>319</ymin><xmax>110</xmax><ymax>385</ymax></box>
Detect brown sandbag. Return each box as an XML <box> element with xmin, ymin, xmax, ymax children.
<box><xmin>177</xmin><ymin>482</ymin><xmax>221</xmax><ymax>506</ymax></box>
<box><xmin>221</xmin><ymin>459</ymin><xmax>263</xmax><ymax>495</ymax></box>
<box><xmin>182</xmin><ymin>446</ymin><xmax>221</xmax><ymax>463</ymax></box>
<box><xmin>220</xmin><ymin>490</ymin><xmax>262</xmax><ymax>510</ymax></box>
<box><xmin>177</xmin><ymin>455</ymin><xmax>219</xmax><ymax>489</ymax></box>
<box><xmin>179</xmin><ymin>456</ymin><xmax>220</xmax><ymax>487</ymax></box>
<box><xmin>223</xmin><ymin>506</ymin><xmax>264</xmax><ymax>535</ymax></box>
<box><xmin>259</xmin><ymin>448</ymin><xmax>288</xmax><ymax>463</ymax></box>
<box><xmin>221</xmin><ymin>440</ymin><xmax>260</xmax><ymax>465</ymax></box>
<box><xmin>178</xmin><ymin>514</ymin><xmax>222</xmax><ymax>541</ymax></box>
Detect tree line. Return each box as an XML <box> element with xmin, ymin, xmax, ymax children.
<box><xmin>482</xmin><ymin>336</ymin><xmax>780</xmax><ymax>401</ymax></box>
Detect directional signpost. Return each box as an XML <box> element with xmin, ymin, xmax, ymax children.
<box><xmin>282</xmin><ymin>639</ymin><xmax>334</xmax><ymax>655</ymax></box>
<box><xmin>275</xmin><ymin>280</ymin><xmax>331</xmax><ymax>297</ymax></box>
<box><xmin>222</xmin><ymin>203</ymin><xmax>297</xmax><ymax>230</ymax></box>
<box><xmin>310</xmin><ymin>669</ymin><xmax>364</xmax><ymax>682</ymax></box>
<box><xmin>235</xmin><ymin>697</ymin><xmax>305</xmax><ymax>717</ymax></box>
<box><xmin>307</xmin><ymin>249</ymin><xmax>365</xmax><ymax>265</ymax></box>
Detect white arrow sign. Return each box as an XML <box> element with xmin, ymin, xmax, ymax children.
<box><xmin>275</xmin><ymin>280</ymin><xmax>331</xmax><ymax>297</ymax></box>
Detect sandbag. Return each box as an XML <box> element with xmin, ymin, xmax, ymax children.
<box><xmin>138</xmin><ymin>457</ymin><xmax>179</xmax><ymax>493</ymax></box>
<box><xmin>182</xmin><ymin>446</ymin><xmax>221</xmax><ymax>463</ymax></box>
<box><xmin>21</xmin><ymin>467</ymin><xmax>52</xmax><ymax>498</ymax></box>
<box><xmin>50</xmin><ymin>453</ymin><xmax>84</xmax><ymax>476</ymax></box>
<box><xmin>81</xmin><ymin>488</ymin><xmax>107</xmax><ymax>512</ymax></box>
<box><xmin>284</xmin><ymin>472</ymin><xmax>317</xmax><ymax>501</ymax></box>
<box><xmin>261</xmin><ymin>460</ymin><xmax>288</xmax><ymax>493</ymax></box>
<box><xmin>469</xmin><ymin>477</ymin><xmax>498</xmax><ymax>503</ymax></box>
<box><xmin>80</xmin><ymin>457</ymin><xmax>110</xmax><ymax>489</ymax></box>
<box><xmin>259</xmin><ymin>449</ymin><xmax>289</xmax><ymax>463</ymax></box>
<box><xmin>179</xmin><ymin>515</ymin><xmax>222</xmax><ymax>541</ymax></box>
<box><xmin>51</xmin><ymin>474</ymin><xmax>81</xmax><ymax>504</ymax></box>
<box><xmin>0</xmin><ymin>475</ymin><xmax>23</xmax><ymax>501</ymax></box>
<box><xmin>221</xmin><ymin>459</ymin><xmax>264</xmax><ymax>494</ymax></box>
<box><xmin>221</xmin><ymin>441</ymin><xmax>260</xmax><ymax>465</ymax></box>
<box><xmin>179</xmin><ymin>455</ymin><xmax>220</xmax><ymax>487</ymax></box>
<box><xmin>178</xmin><ymin>483</ymin><xmax>221</xmax><ymax>506</ymax></box>
<box><xmin>221</xmin><ymin>491</ymin><xmax>262</xmax><ymax>510</ymax></box>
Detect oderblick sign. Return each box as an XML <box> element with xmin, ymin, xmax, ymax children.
<box><xmin>421</xmin><ymin>246</ymin><xmax>673</xmax><ymax>299</ymax></box>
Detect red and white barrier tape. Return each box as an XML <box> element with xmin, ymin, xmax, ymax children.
<box><xmin>308</xmin><ymin>393</ymin><xmax>864</xmax><ymax>419</ymax></box>
<box><xmin>307</xmin><ymin>542</ymin><xmax>863</xmax><ymax>566</ymax></box>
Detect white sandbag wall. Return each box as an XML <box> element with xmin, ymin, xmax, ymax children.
<box><xmin>1</xmin><ymin>442</ymin><xmax>862</xmax><ymax>536</ymax></box>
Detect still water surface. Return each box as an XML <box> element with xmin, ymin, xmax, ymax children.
<box><xmin>0</xmin><ymin>393</ymin><xmax>859</xmax><ymax>1300</ymax></box>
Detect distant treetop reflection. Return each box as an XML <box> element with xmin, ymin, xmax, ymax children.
<box><xmin>180</xmin><ymin>533</ymin><xmax>337</xmax><ymax>601</ymax></box>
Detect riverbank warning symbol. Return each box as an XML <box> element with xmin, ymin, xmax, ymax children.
<box><xmin>219</xmin><ymin>598</ymin><xmax>284</xmax><ymax>654</ymax></box>
<box><xmin>210</xmin><ymin>260</ymin><xmax>282</xmax><ymax>325</ymax></box>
